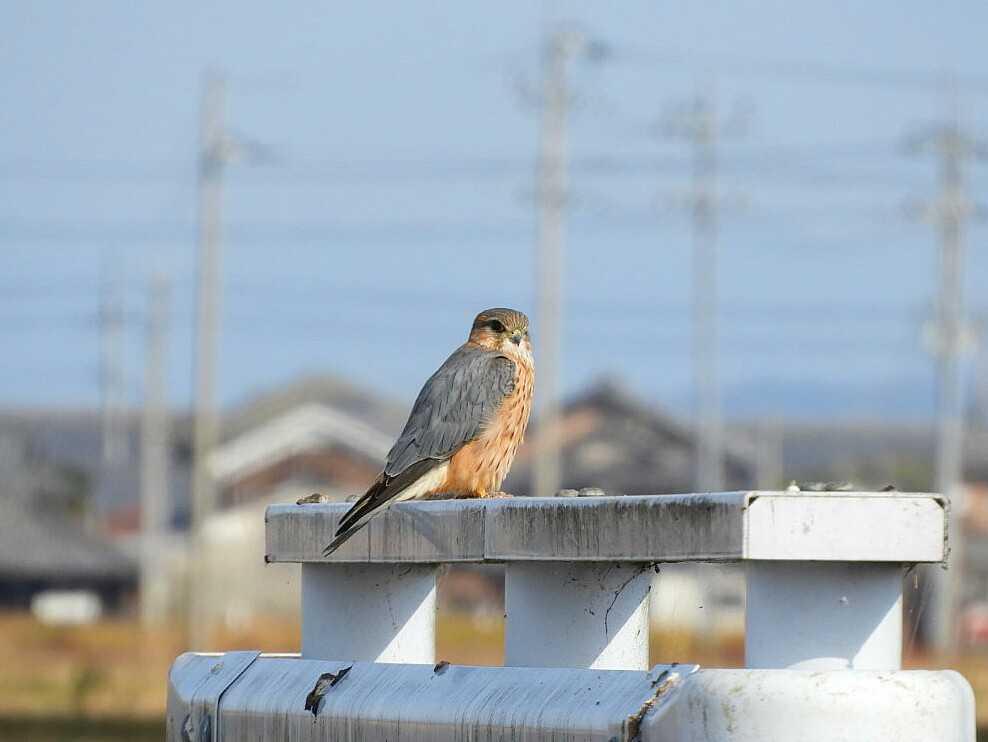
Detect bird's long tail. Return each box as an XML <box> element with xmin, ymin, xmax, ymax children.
<box><xmin>322</xmin><ymin>483</ymin><xmax>385</xmax><ymax>556</ymax></box>
<box><xmin>322</xmin><ymin>519</ymin><xmax>371</xmax><ymax>556</ymax></box>
<box><xmin>322</xmin><ymin>459</ymin><xmax>440</xmax><ymax>556</ymax></box>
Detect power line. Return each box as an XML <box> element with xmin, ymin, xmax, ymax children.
<box><xmin>614</xmin><ymin>47</ymin><xmax>988</xmax><ymax>93</ymax></box>
<box><xmin>0</xmin><ymin>294</ymin><xmax>949</xmax><ymax>326</ymax></box>
<box><xmin>0</xmin><ymin>142</ymin><xmax>949</xmax><ymax>184</ymax></box>
<box><xmin>1</xmin><ymin>193</ymin><xmax>959</xmax><ymax>248</ymax></box>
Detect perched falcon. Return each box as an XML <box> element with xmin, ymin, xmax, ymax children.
<box><xmin>323</xmin><ymin>308</ymin><xmax>535</xmax><ymax>555</ymax></box>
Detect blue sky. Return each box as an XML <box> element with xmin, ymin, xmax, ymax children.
<box><xmin>2</xmin><ymin>2</ymin><xmax>988</xmax><ymax>420</ymax></box>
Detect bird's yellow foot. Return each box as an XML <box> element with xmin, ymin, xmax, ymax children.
<box><xmin>488</xmin><ymin>491</ymin><xmax>514</xmax><ymax>499</ymax></box>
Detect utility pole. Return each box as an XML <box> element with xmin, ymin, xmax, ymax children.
<box><xmin>100</xmin><ymin>261</ymin><xmax>127</xmax><ymax>468</ymax></box>
<box><xmin>140</xmin><ymin>271</ymin><xmax>171</xmax><ymax>627</ymax></box>
<box><xmin>189</xmin><ymin>69</ymin><xmax>228</xmax><ymax>649</ymax></box>
<box><xmin>661</xmin><ymin>84</ymin><xmax>745</xmax><ymax>493</ymax></box>
<box><xmin>530</xmin><ymin>26</ymin><xmax>604</xmax><ymax>499</ymax></box>
<box><xmin>907</xmin><ymin>88</ymin><xmax>985</xmax><ymax>653</ymax></box>
<box><xmin>98</xmin><ymin>258</ymin><xmax>127</xmax><ymax>529</ymax></box>
<box><xmin>754</xmin><ymin>418</ymin><xmax>783</xmax><ymax>490</ymax></box>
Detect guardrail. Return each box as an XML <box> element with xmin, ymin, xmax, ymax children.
<box><xmin>168</xmin><ymin>491</ymin><xmax>977</xmax><ymax>741</ymax></box>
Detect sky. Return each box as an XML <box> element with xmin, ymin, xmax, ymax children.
<box><xmin>2</xmin><ymin>2</ymin><xmax>988</xmax><ymax>421</ymax></box>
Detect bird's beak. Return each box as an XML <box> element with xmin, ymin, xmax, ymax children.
<box><xmin>510</xmin><ymin>331</ymin><xmax>523</xmax><ymax>345</ymax></box>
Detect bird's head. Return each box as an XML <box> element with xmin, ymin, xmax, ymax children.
<box><xmin>468</xmin><ymin>308</ymin><xmax>532</xmax><ymax>362</ymax></box>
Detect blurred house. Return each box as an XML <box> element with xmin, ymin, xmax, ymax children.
<box><xmin>502</xmin><ymin>378</ymin><xmax>759</xmax><ymax>635</ymax></box>
<box><xmin>0</xmin><ymin>375</ymin><xmax>405</xmax><ymax>625</ymax></box>
<box><xmin>192</xmin><ymin>374</ymin><xmax>407</xmax><ymax>629</ymax></box>
<box><xmin>0</xmin><ymin>407</ymin><xmax>190</xmax><ymax>527</ymax></box>
<box><xmin>0</xmin><ymin>496</ymin><xmax>135</xmax><ymax>617</ymax></box>
<box><xmin>0</xmin><ymin>436</ymin><xmax>134</xmax><ymax>618</ymax></box>
<box><xmin>504</xmin><ymin>378</ymin><xmax>758</xmax><ymax>496</ymax></box>
<box><xmin>208</xmin><ymin>374</ymin><xmax>406</xmax><ymax>507</ymax></box>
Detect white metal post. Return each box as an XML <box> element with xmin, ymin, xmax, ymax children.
<box><xmin>301</xmin><ymin>563</ymin><xmax>438</xmax><ymax>663</ymax></box>
<box><xmin>504</xmin><ymin>562</ymin><xmax>651</xmax><ymax>670</ymax></box>
<box><xmin>745</xmin><ymin>561</ymin><xmax>903</xmax><ymax>670</ymax></box>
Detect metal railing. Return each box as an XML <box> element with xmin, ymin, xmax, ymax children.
<box><xmin>168</xmin><ymin>491</ymin><xmax>977</xmax><ymax>741</ymax></box>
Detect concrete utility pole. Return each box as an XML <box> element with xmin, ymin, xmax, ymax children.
<box><xmin>100</xmin><ymin>261</ymin><xmax>127</xmax><ymax>469</ymax></box>
<box><xmin>190</xmin><ymin>69</ymin><xmax>228</xmax><ymax>648</ymax></box>
<box><xmin>754</xmin><ymin>418</ymin><xmax>783</xmax><ymax>490</ymax></box>
<box><xmin>907</xmin><ymin>89</ymin><xmax>985</xmax><ymax>653</ymax></box>
<box><xmin>531</xmin><ymin>27</ymin><xmax>603</xmax><ymax>499</ymax></box>
<box><xmin>97</xmin><ymin>259</ymin><xmax>128</xmax><ymax>531</ymax></box>
<box><xmin>661</xmin><ymin>84</ymin><xmax>744</xmax><ymax>493</ymax></box>
<box><xmin>140</xmin><ymin>272</ymin><xmax>171</xmax><ymax>627</ymax></box>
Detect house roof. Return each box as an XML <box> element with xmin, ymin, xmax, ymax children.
<box><xmin>0</xmin><ymin>373</ymin><xmax>405</xmax><ymax>520</ymax></box>
<box><xmin>222</xmin><ymin>374</ymin><xmax>407</xmax><ymax>441</ymax></box>
<box><xmin>0</xmin><ymin>496</ymin><xmax>134</xmax><ymax>581</ymax></box>
<box><xmin>209</xmin><ymin>402</ymin><xmax>393</xmax><ymax>484</ymax></box>
<box><xmin>504</xmin><ymin>378</ymin><xmax>758</xmax><ymax>496</ymax></box>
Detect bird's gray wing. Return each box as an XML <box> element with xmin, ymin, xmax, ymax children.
<box><xmin>326</xmin><ymin>346</ymin><xmax>515</xmax><ymax>554</ymax></box>
<box><xmin>384</xmin><ymin>345</ymin><xmax>516</xmax><ymax>476</ymax></box>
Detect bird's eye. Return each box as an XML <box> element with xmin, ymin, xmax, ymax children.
<box><xmin>489</xmin><ymin>319</ymin><xmax>506</xmax><ymax>333</ymax></box>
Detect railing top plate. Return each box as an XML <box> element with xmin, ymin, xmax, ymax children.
<box><xmin>265</xmin><ymin>491</ymin><xmax>946</xmax><ymax>565</ymax></box>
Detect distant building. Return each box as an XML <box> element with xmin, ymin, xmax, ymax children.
<box><xmin>0</xmin><ymin>497</ymin><xmax>135</xmax><ymax>614</ymax></box>
<box><xmin>193</xmin><ymin>375</ymin><xmax>407</xmax><ymax>629</ymax></box>
<box><xmin>500</xmin><ymin>378</ymin><xmax>760</xmax><ymax>636</ymax></box>
<box><xmin>0</xmin><ymin>375</ymin><xmax>404</xmax><ymax>623</ymax></box>
<box><xmin>0</xmin><ymin>408</ymin><xmax>189</xmax><ymax>527</ymax></box>
<box><xmin>209</xmin><ymin>375</ymin><xmax>406</xmax><ymax>507</ymax></box>
<box><xmin>0</xmin><ymin>438</ymin><xmax>135</xmax><ymax>617</ymax></box>
<box><xmin>504</xmin><ymin>378</ymin><xmax>759</xmax><ymax>496</ymax></box>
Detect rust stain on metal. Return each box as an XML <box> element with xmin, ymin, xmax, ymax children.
<box><xmin>303</xmin><ymin>665</ymin><xmax>352</xmax><ymax>718</ymax></box>
<box><xmin>624</xmin><ymin>672</ymin><xmax>680</xmax><ymax>741</ymax></box>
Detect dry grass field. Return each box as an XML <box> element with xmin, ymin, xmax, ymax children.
<box><xmin>0</xmin><ymin>612</ymin><xmax>983</xmax><ymax>738</ymax></box>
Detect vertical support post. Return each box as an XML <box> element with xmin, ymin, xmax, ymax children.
<box><xmin>745</xmin><ymin>561</ymin><xmax>903</xmax><ymax>670</ymax></box>
<box><xmin>504</xmin><ymin>562</ymin><xmax>651</xmax><ymax>670</ymax></box>
<box><xmin>301</xmin><ymin>564</ymin><xmax>438</xmax><ymax>664</ymax></box>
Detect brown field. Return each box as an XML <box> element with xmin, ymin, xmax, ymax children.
<box><xmin>0</xmin><ymin>612</ymin><xmax>983</xmax><ymax>729</ymax></box>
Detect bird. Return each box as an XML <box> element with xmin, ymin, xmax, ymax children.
<box><xmin>323</xmin><ymin>308</ymin><xmax>535</xmax><ymax>555</ymax></box>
